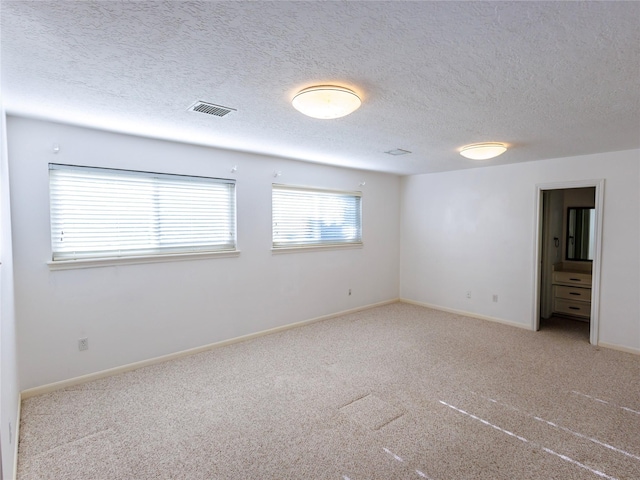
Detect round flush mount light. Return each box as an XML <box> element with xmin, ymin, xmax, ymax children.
<box><xmin>292</xmin><ymin>85</ymin><xmax>361</xmax><ymax>119</ymax></box>
<box><xmin>459</xmin><ymin>142</ymin><xmax>508</xmax><ymax>160</ymax></box>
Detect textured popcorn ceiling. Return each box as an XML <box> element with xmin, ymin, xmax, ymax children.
<box><xmin>1</xmin><ymin>1</ymin><xmax>639</xmax><ymax>175</ymax></box>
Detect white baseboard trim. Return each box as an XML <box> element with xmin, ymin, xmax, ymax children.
<box><xmin>21</xmin><ymin>298</ymin><xmax>400</xmax><ymax>399</ymax></box>
<box><xmin>401</xmin><ymin>299</ymin><xmax>640</xmax><ymax>355</ymax></box>
<box><xmin>12</xmin><ymin>393</ymin><xmax>21</xmax><ymax>480</ymax></box>
<box><xmin>598</xmin><ymin>342</ymin><xmax>640</xmax><ymax>356</ymax></box>
<box><xmin>399</xmin><ymin>298</ymin><xmax>532</xmax><ymax>331</ymax></box>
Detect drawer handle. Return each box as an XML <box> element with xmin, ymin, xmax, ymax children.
<box><xmin>569</xmin><ymin>292</ymin><xmax>581</xmax><ymax>296</ymax></box>
<box><xmin>569</xmin><ymin>278</ymin><xmax>582</xmax><ymax>282</ymax></box>
<box><xmin>569</xmin><ymin>306</ymin><xmax>580</xmax><ymax>310</ymax></box>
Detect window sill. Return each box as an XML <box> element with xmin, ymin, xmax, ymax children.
<box><xmin>47</xmin><ymin>250</ymin><xmax>241</xmax><ymax>270</ymax></box>
<box><xmin>271</xmin><ymin>243</ymin><xmax>363</xmax><ymax>255</ymax></box>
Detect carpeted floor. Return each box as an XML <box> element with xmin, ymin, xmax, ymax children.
<box><xmin>17</xmin><ymin>303</ymin><xmax>640</xmax><ymax>479</ymax></box>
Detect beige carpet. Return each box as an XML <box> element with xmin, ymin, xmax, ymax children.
<box><xmin>17</xmin><ymin>303</ymin><xmax>640</xmax><ymax>479</ymax></box>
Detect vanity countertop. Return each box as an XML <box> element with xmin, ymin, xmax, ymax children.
<box><xmin>553</xmin><ymin>262</ymin><xmax>592</xmax><ymax>275</ymax></box>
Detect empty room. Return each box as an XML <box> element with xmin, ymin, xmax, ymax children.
<box><xmin>1</xmin><ymin>2</ymin><xmax>639</xmax><ymax>479</ymax></box>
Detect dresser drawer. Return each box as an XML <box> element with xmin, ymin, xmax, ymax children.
<box><xmin>554</xmin><ymin>285</ymin><xmax>591</xmax><ymax>302</ymax></box>
<box><xmin>552</xmin><ymin>271</ymin><xmax>591</xmax><ymax>286</ymax></box>
<box><xmin>554</xmin><ymin>298</ymin><xmax>591</xmax><ymax>318</ymax></box>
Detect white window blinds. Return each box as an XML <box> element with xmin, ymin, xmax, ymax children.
<box><xmin>49</xmin><ymin>164</ymin><xmax>236</xmax><ymax>261</ymax></box>
<box><xmin>272</xmin><ymin>184</ymin><xmax>362</xmax><ymax>248</ymax></box>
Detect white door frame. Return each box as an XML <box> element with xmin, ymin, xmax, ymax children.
<box><xmin>532</xmin><ymin>179</ymin><xmax>605</xmax><ymax>345</ymax></box>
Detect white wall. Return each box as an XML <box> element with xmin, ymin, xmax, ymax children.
<box><xmin>1</xmin><ymin>109</ymin><xmax>19</xmax><ymax>478</ymax></box>
<box><xmin>7</xmin><ymin>116</ymin><xmax>401</xmax><ymax>390</ymax></box>
<box><xmin>400</xmin><ymin>149</ymin><xmax>640</xmax><ymax>352</ymax></box>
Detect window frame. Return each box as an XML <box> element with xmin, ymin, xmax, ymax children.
<box><xmin>48</xmin><ymin>163</ymin><xmax>239</xmax><ymax>270</ymax></box>
<box><xmin>271</xmin><ymin>183</ymin><xmax>363</xmax><ymax>253</ymax></box>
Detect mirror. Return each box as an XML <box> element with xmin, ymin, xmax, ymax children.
<box><xmin>566</xmin><ymin>207</ymin><xmax>595</xmax><ymax>261</ymax></box>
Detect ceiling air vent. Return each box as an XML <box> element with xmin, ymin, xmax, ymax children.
<box><xmin>188</xmin><ymin>101</ymin><xmax>236</xmax><ymax>117</ymax></box>
<box><xmin>385</xmin><ymin>148</ymin><xmax>411</xmax><ymax>156</ymax></box>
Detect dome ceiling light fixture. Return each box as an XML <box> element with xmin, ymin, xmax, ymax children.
<box><xmin>459</xmin><ymin>142</ymin><xmax>508</xmax><ymax>160</ymax></box>
<box><xmin>292</xmin><ymin>85</ymin><xmax>362</xmax><ymax>119</ymax></box>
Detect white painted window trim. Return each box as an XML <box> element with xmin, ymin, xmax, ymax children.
<box><xmin>47</xmin><ymin>249</ymin><xmax>241</xmax><ymax>270</ymax></box>
<box><xmin>271</xmin><ymin>243</ymin><xmax>363</xmax><ymax>255</ymax></box>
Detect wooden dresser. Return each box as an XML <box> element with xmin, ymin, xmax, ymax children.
<box><xmin>552</xmin><ymin>267</ymin><xmax>592</xmax><ymax>321</ymax></box>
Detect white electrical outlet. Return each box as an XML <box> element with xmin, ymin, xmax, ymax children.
<box><xmin>493</xmin><ymin>294</ymin><xmax>498</xmax><ymax>302</ymax></box>
<box><xmin>78</xmin><ymin>337</ymin><xmax>89</xmax><ymax>351</ymax></box>
<box><xmin>466</xmin><ymin>291</ymin><xmax>471</xmax><ymax>299</ymax></box>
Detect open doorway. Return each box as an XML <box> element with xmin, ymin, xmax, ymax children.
<box><xmin>533</xmin><ymin>180</ymin><xmax>604</xmax><ymax>345</ymax></box>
